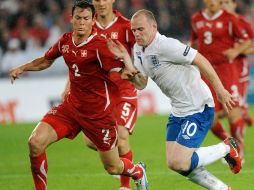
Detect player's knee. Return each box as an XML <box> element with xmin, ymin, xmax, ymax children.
<box><xmin>104</xmin><ymin>164</ymin><xmax>120</xmax><ymax>175</ymax></box>
<box><xmin>167</xmin><ymin>158</ymin><xmax>189</xmax><ymax>172</ymax></box>
<box><xmin>28</xmin><ymin>134</ymin><xmax>46</xmax><ymax>155</ymax></box>
<box><xmin>117</xmin><ymin>137</ymin><xmax>129</xmax><ymax>150</ymax></box>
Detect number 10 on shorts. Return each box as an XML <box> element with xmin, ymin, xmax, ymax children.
<box><xmin>182</xmin><ymin>120</ymin><xmax>197</xmax><ymax>140</ymax></box>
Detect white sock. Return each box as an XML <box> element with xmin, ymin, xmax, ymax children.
<box><xmin>188</xmin><ymin>166</ymin><xmax>229</xmax><ymax>190</ymax></box>
<box><xmin>195</xmin><ymin>142</ymin><xmax>230</xmax><ymax>167</ymax></box>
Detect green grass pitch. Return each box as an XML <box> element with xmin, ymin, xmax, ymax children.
<box><xmin>0</xmin><ymin>107</ymin><xmax>254</xmax><ymax>190</ymax></box>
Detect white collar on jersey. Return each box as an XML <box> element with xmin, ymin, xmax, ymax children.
<box><xmin>95</xmin><ymin>16</ymin><xmax>118</xmax><ymax>30</ymax></box>
<box><xmin>202</xmin><ymin>9</ymin><xmax>223</xmax><ymax>20</ymax></box>
<box><xmin>72</xmin><ymin>32</ymin><xmax>98</xmax><ymax>47</ymax></box>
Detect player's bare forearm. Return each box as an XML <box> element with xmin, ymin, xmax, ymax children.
<box><xmin>233</xmin><ymin>39</ymin><xmax>251</xmax><ymax>55</ymax></box>
<box><xmin>21</xmin><ymin>57</ymin><xmax>54</xmax><ymax>71</ymax></box>
<box><xmin>243</xmin><ymin>44</ymin><xmax>254</xmax><ymax>55</ymax></box>
<box><xmin>193</xmin><ymin>52</ymin><xmax>235</xmax><ymax>112</ymax></box>
<box><xmin>131</xmin><ymin>73</ymin><xmax>148</xmax><ymax>90</ymax></box>
<box><xmin>9</xmin><ymin>56</ymin><xmax>54</xmax><ymax>83</ymax></box>
<box><xmin>121</xmin><ymin>67</ymin><xmax>147</xmax><ymax>90</ymax></box>
<box><xmin>193</xmin><ymin>53</ymin><xmax>224</xmax><ymax>93</ymax></box>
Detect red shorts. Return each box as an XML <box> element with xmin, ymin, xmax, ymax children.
<box><xmin>206</xmin><ymin>63</ymin><xmax>241</xmax><ymax>112</ymax></box>
<box><xmin>41</xmin><ymin>102</ymin><xmax>118</xmax><ymax>151</ymax></box>
<box><xmin>115</xmin><ymin>98</ymin><xmax>138</xmax><ymax>134</ymax></box>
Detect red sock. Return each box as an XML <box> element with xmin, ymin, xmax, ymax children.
<box><xmin>230</xmin><ymin>118</ymin><xmax>245</xmax><ymax>158</ymax></box>
<box><xmin>30</xmin><ymin>152</ymin><xmax>48</xmax><ymax>190</ymax></box>
<box><xmin>120</xmin><ymin>150</ymin><xmax>133</xmax><ymax>188</ymax></box>
<box><xmin>121</xmin><ymin>158</ymin><xmax>143</xmax><ymax>180</ymax></box>
<box><xmin>211</xmin><ymin>121</ymin><xmax>229</xmax><ymax>140</ymax></box>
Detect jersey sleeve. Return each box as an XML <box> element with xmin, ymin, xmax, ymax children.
<box><xmin>231</xmin><ymin>15</ymin><xmax>250</xmax><ymax>40</ymax></box>
<box><xmin>98</xmin><ymin>42</ymin><xmax>123</xmax><ymax>72</ymax></box>
<box><xmin>243</xmin><ymin>19</ymin><xmax>254</xmax><ymax>39</ymax></box>
<box><xmin>44</xmin><ymin>35</ymin><xmax>64</xmax><ymax>60</ymax></box>
<box><xmin>160</xmin><ymin>37</ymin><xmax>197</xmax><ymax>65</ymax></box>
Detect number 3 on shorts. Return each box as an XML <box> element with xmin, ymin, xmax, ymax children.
<box><xmin>182</xmin><ymin>121</ymin><xmax>197</xmax><ymax>138</ymax></box>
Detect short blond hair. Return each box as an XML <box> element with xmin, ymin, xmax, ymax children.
<box><xmin>132</xmin><ymin>9</ymin><xmax>157</xmax><ymax>24</ymax></box>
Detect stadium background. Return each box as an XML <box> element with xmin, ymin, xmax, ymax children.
<box><xmin>0</xmin><ymin>0</ymin><xmax>254</xmax><ymax>189</ymax></box>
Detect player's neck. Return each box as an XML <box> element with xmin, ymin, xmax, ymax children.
<box><xmin>205</xmin><ymin>9</ymin><xmax>221</xmax><ymax>17</ymax></box>
<box><xmin>72</xmin><ymin>29</ymin><xmax>92</xmax><ymax>45</ymax></box>
<box><xmin>97</xmin><ymin>12</ymin><xmax>116</xmax><ymax>28</ymax></box>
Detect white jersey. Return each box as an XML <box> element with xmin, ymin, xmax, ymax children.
<box><xmin>133</xmin><ymin>32</ymin><xmax>214</xmax><ymax>117</ymax></box>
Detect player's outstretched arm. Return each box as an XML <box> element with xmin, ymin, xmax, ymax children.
<box><xmin>193</xmin><ymin>52</ymin><xmax>235</xmax><ymax>113</ymax></box>
<box><xmin>9</xmin><ymin>56</ymin><xmax>54</xmax><ymax>83</ymax></box>
<box><xmin>223</xmin><ymin>39</ymin><xmax>251</xmax><ymax>62</ymax></box>
<box><xmin>121</xmin><ymin>68</ymin><xmax>148</xmax><ymax>90</ymax></box>
<box><xmin>107</xmin><ymin>39</ymin><xmax>136</xmax><ymax>72</ymax></box>
<box><xmin>243</xmin><ymin>44</ymin><xmax>254</xmax><ymax>55</ymax></box>
<box><xmin>107</xmin><ymin>39</ymin><xmax>148</xmax><ymax>90</ymax></box>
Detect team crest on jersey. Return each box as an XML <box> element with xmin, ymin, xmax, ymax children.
<box><xmin>196</xmin><ymin>21</ymin><xmax>204</xmax><ymax>29</ymax></box>
<box><xmin>216</xmin><ymin>22</ymin><xmax>223</xmax><ymax>28</ymax></box>
<box><xmin>205</xmin><ymin>22</ymin><xmax>212</xmax><ymax>28</ymax></box>
<box><xmin>81</xmin><ymin>50</ymin><xmax>87</xmax><ymax>57</ymax></box>
<box><xmin>62</xmin><ymin>45</ymin><xmax>69</xmax><ymax>53</ymax></box>
<box><xmin>111</xmin><ymin>32</ymin><xmax>118</xmax><ymax>39</ymax></box>
<box><xmin>150</xmin><ymin>55</ymin><xmax>161</xmax><ymax>70</ymax></box>
<box><xmin>136</xmin><ymin>51</ymin><xmax>141</xmax><ymax>56</ymax></box>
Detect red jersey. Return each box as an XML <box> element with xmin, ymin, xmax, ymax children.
<box><xmin>95</xmin><ymin>10</ymin><xmax>137</xmax><ymax>98</ymax></box>
<box><xmin>191</xmin><ymin>10</ymin><xmax>249</xmax><ymax>65</ymax></box>
<box><xmin>235</xmin><ymin>15</ymin><xmax>254</xmax><ymax>81</ymax></box>
<box><xmin>45</xmin><ymin>32</ymin><xmax>122</xmax><ymax>119</ymax></box>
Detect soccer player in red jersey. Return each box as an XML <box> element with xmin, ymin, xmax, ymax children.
<box><xmin>9</xmin><ymin>1</ymin><xmax>148</xmax><ymax>190</ymax></box>
<box><xmin>190</xmin><ymin>0</ymin><xmax>251</xmax><ymax>160</ymax></box>
<box><xmin>61</xmin><ymin>1</ymin><xmax>137</xmax><ymax>189</ymax></box>
<box><xmin>210</xmin><ymin>0</ymin><xmax>254</xmax><ymax>160</ymax></box>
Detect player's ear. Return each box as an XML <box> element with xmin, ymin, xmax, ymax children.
<box><xmin>92</xmin><ymin>17</ymin><xmax>96</xmax><ymax>26</ymax></box>
<box><xmin>70</xmin><ymin>16</ymin><xmax>74</xmax><ymax>25</ymax></box>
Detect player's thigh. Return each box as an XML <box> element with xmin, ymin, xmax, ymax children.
<box><xmin>227</xmin><ymin>107</ymin><xmax>242</xmax><ymax>123</ymax></box>
<box><xmin>118</xmin><ymin>125</ymin><xmax>129</xmax><ymax>141</ymax></box>
<box><xmin>116</xmin><ymin>100</ymin><xmax>137</xmax><ymax>134</ymax></box>
<box><xmin>29</xmin><ymin>121</ymin><xmax>58</xmax><ymax>147</ymax></box>
<box><xmin>82</xmin><ymin>133</ymin><xmax>97</xmax><ymax>150</ymax></box>
<box><xmin>166</xmin><ymin>141</ymin><xmax>195</xmax><ymax>164</ymax></box>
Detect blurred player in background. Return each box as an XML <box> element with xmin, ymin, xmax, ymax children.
<box><xmin>108</xmin><ymin>9</ymin><xmax>241</xmax><ymax>190</ymax></box>
<box><xmin>61</xmin><ymin>1</ymin><xmax>137</xmax><ymax>189</ymax></box>
<box><xmin>9</xmin><ymin>1</ymin><xmax>148</xmax><ymax>190</ymax></box>
<box><xmin>215</xmin><ymin>0</ymin><xmax>254</xmax><ymax>160</ymax></box>
<box><xmin>190</xmin><ymin>0</ymin><xmax>251</xmax><ymax>160</ymax></box>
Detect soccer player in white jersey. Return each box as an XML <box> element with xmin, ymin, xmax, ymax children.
<box><xmin>107</xmin><ymin>9</ymin><xmax>241</xmax><ymax>190</ymax></box>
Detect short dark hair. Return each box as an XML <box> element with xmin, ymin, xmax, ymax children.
<box><xmin>72</xmin><ymin>0</ymin><xmax>95</xmax><ymax>17</ymax></box>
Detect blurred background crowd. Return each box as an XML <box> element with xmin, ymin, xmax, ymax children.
<box><xmin>0</xmin><ymin>0</ymin><xmax>254</xmax><ymax>77</ymax></box>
